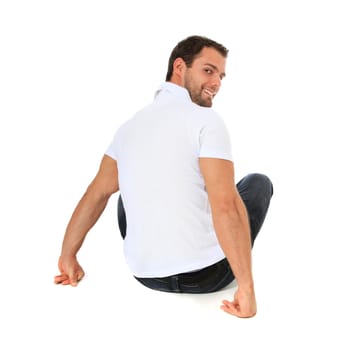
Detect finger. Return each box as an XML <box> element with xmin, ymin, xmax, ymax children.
<box><xmin>221</xmin><ymin>302</ymin><xmax>256</xmax><ymax>318</ymax></box>
<box><xmin>220</xmin><ymin>300</ymin><xmax>241</xmax><ymax>316</ymax></box>
<box><xmin>60</xmin><ymin>278</ymin><xmax>79</xmax><ymax>286</ymax></box>
<box><xmin>68</xmin><ymin>270</ymin><xmax>85</xmax><ymax>287</ymax></box>
<box><xmin>70</xmin><ymin>278</ymin><xmax>78</xmax><ymax>287</ymax></box>
<box><xmin>62</xmin><ymin>279</ymin><xmax>73</xmax><ymax>285</ymax></box>
<box><xmin>221</xmin><ymin>299</ymin><xmax>239</xmax><ymax>310</ymax></box>
<box><xmin>54</xmin><ymin>274</ymin><xmax>69</xmax><ymax>284</ymax></box>
<box><xmin>54</xmin><ymin>273</ymin><xmax>80</xmax><ymax>286</ymax></box>
<box><xmin>221</xmin><ymin>306</ymin><xmax>242</xmax><ymax>317</ymax></box>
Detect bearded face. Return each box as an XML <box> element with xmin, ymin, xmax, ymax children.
<box><xmin>182</xmin><ymin>47</ymin><xmax>226</xmax><ymax>107</ymax></box>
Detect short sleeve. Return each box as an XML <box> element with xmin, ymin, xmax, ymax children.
<box><xmin>105</xmin><ymin>131</ymin><xmax>119</xmax><ymax>161</ymax></box>
<box><xmin>198</xmin><ymin>113</ymin><xmax>232</xmax><ymax>161</ymax></box>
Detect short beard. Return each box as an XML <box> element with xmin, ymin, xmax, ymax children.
<box><xmin>192</xmin><ymin>91</ymin><xmax>212</xmax><ymax>107</ymax></box>
<box><xmin>184</xmin><ymin>76</ymin><xmax>212</xmax><ymax>107</ymax></box>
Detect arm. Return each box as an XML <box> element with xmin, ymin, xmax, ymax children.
<box><xmin>199</xmin><ymin>158</ymin><xmax>256</xmax><ymax>318</ymax></box>
<box><xmin>54</xmin><ymin>155</ymin><xmax>119</xmax><ymax>286</ymax></box>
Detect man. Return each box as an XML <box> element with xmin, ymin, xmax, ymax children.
<box><xmin>54</xmin><ymin>35</ymin><xmax>273</xmax><ymax>318</ymax></box>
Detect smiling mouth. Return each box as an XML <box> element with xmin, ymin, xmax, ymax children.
<box><xmin>203</xmin><ymin>89</ymin><xmax>216</xmax><ymax>99</ymax></box>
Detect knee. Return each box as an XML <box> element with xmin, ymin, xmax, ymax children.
<box><xmin>244</xmin><ymin>173</ymin><xmax>274</xmax><ymax>198</ymax></box>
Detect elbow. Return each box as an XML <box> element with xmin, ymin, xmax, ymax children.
<box><xmin>86</xmin><ymin>182</ymin><xmax>117</xmax><ymax>202</ymax></box>
<box><xmin>217</xmin><ymin>201</ymin><xmax>239</xmax><ymax>217</ymax></box>
<box><xmin>210</xmin><ymin>194</ymin><xmax>238</xmax><ymax>215</ymax></box>
<box><xmin>209</xmin><ymin>188</ymin><xmax>247</xmax><ymax>220</ymax></box>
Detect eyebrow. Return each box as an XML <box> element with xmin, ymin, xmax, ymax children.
<box><xmin>204</xmin><ymin>63</ymin><xmax>226</xmax><ymax>78</ymax></box>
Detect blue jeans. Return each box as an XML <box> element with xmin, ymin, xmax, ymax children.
<box><xmin>117</xmin><ymin>173</ymin><xmax>273</xmax><ymax>293</ymax></box>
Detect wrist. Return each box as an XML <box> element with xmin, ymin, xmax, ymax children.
<box><xmin>61</xmin><ymin>240</ymin><xmax>81</xmax><ymax>258</ymax></box>
<box><xmin>60</xmin><ymin>248</ymin><xmax>78</xmax><ymax>259</ymax></box>
<box><xmin>237</xmin><ymin>279</ymin><xmax>255</xmax><ymax>292</ymax></box>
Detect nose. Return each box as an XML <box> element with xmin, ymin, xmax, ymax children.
<box><xmin>211</xmin><ymin>74</ymin><xmax>222</xmax><ymax>90</ymax></box>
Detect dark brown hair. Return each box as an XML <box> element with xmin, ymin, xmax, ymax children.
<box><xmin>165</xmin><ymin>35</ymin><xmax>228</xmax><ymax>81</ymax></box>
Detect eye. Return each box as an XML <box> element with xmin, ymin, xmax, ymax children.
<box><xmin>204</xmin><ymin>68</ymin><xmax>213</xmax><ymax>74</ymax></box>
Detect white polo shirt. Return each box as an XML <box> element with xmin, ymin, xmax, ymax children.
<box><xmin>106</xmin><ymin>82</ymin><xmax>233</xmax><ymax>277</ymax></box>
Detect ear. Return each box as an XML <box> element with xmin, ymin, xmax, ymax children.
<box><xmin>172</xmin><ymin>57</ymin><xmax>186</xmax><ymax>78</ymax></box>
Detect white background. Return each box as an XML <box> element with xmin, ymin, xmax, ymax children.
<box><xmin>1</xmin><ymin>0</ymin><xmax>346</xmax><ymax>349</ymax></box>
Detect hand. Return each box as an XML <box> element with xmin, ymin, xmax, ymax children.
<box><xmin>54</xmin><ymin>255</ymin><xmax>85</xmax><ymax>287</ymax></box>
<box><xmin>220</xmin><ymin>287</ymin><xmax>257</xmax><ymax>318</ymax></box>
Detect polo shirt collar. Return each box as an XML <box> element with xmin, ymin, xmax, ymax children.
<box><xmin>154</xmin><ymin>82</ymin><xmax>192</xmax><ymax>102</ymax></box>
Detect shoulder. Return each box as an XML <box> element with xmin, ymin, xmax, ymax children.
<box><xmin>115</xmin><ymin>105</ymin><xmax>149</xmax><ymax>133</ymax></box>
<box><xmin>187</xmin><ymin>104</ymin><xmax>227</xmax><ymax>129</ymax></box>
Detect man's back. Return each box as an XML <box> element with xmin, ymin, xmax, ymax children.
<box><xmin>106</xmin><ymin>82</ymin><xmax>232</xmax><ymax>277</ymax></box>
